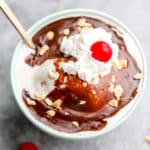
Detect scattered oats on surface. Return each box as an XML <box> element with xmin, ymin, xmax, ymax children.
<box><xmin>145</xmin><ymin>136</ymin><xmax>150</xmax><ymax>143</ymax></box>
<box><xmin>111</xmin><ymin>75</ymin><xmax>116</xmax><ymax>83</ymax></box>
<box><xmin>48</xmin><ymin>70</ymin><xmax>59</xmax><ymax>80</ymax></box>
<box><xmin>51</xmin><ymin>99</ymin><xmax>62</xmax><ymax>110</ymax></box>
<box><xmin>46</xmin><ymin>31</ymin><xmax>54</xmax><ymax>40</ymax></box>
<box><xmin>108</xmin><ymin>99</ymin><xmax>118</xmax><ymax>107</ymax></box>
<box><xmin>26</xmin><ymin>97</ymin><xmax>36</xmax><ymax>106</ymax></box>
<box><xmin>45</xmin><ymin>98</ymin><xmax>52</xmax><ymax>106</ymax></box>
<box><xmin>34</xmin><ymin>92</ymin><xmax>44</xmax><ymax>101</ymax></box>
<box><xmin>39</xmin><ymin>45</ymin><xmax>49</xmax><ymax>55</ymax></box>
<box><xmin>47</xmin><ymin>110</ymin><xmax>56</xmax><ymax>117</ymax></box>
<box><xmin>77</xmin><ymin>18</ymin><xmax>86</xmax><ymax>27</ymax></box>
<box><xmin>79</xmin><ymin>100</ymin><xmax>86</xmax><ymax>105</ymax></box>
<box><xmin>72</xmin><ymin>121</ymin><xmax>79</xmax><ymax>127</ymax></box>
<box><xmin>83</xmin><ymin>82</ymin><xmax>87</xmax><ymax>87</ymax></box>
<box><xmin>63</xmin><ymin>28</ymin><xmax>70</xmax><ymax>36</ymax></box>
<box><xmin>133</xmin><ymin>73</ymin><xmax>142</xmax><ymax>80</ymax></box>
<box><xmin>114</xmin><ymin>85</ymin><xmax>123</xmax><ymax>100</ymax></box>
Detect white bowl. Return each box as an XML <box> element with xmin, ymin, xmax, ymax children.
<box><xmin>11</xmin><ymin>9</ymin><xmax>146</xmax><ymax>140</ymax></box>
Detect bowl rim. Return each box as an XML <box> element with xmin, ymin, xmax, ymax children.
<box><xmin>11</xmin><ymin>8</ymin><xmax>147</xmax><ymax>140</ymax></box>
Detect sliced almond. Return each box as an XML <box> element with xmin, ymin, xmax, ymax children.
<box><xmin>48</xmin><ymin>70</ymin><xmax>59</xmax><ymax>80</ymax></box>
<box><xmin>77</xmin><ymin>26</ymin><xmax>82</xmax><ymax>32</ymax></box>
<box><xmin>34</xmin><ymin>92</ymin><xmax>44</xmax><ymax>101</ymax></box>
<box><xmin>46</xmin><ymin>31</ymin><xmax>54</xmax><ymax>40</ymax></box>
<box><xmin>145</xmin><ymin>136</ymin><xmax>150</xmax><ymax>143</ymax></box>
<box><xmin>26</xmin><ymin>97</ymin><xmax>36</xmax><ymax>106</ymax></box>
<box><xmin>64</xmin><ymin>77</ymin><xmax>67</xmax><ymax>83</ymax></box>
<box><xmin>133</xmin><ymin>73</ymin><xmax>142</xmax><ymax>80</ymax></box>
<box><xmin>59</xmin><ymin>84</ymin><xmax>66</xmax><ymax>89</ymax></box>
<box><xmin>72</xmin><ymin>121</ymin><xmax>79</xmax><ymax>127</ymax></box>
<box><xmin>64</xmin><ymin>112</ymin><xmax>69</xmax><ymax>115</ymax></box>
<box><xmin>92</xmin><ymin>89</ymin><xmax>96</xmax><ymax>95</ymax></box>
<box><xmin>112</xmin><ymin>59</ymin><xmax>128</xmax><ymax>70</ymax></box>
<box><xmin>79</xmin><ymin>100</ymin><xmax>86</xmax><ymax>105</ymax></box>
<box><xmin>85</xmin><ymin>22</ymin><xmax>92</xmax><ymax>27</ymax></box>
<box><xmin>63</xmin><ymin>28</ymin><xmax>70</xmax><ymax>36</ymax></box>
<box><xmin>39</xmin><ymin>45</ymin><xmax>49</xmax><ymax>55</ymax></box>
<box><xmin>51</xmin><ymin>99</ymin><xmax>62</xmax><ymax>110</ymax></box>
<box><xmin>108</xmin><ymin>99</ymin><xmax>118</xmax><ymax>107</ymax></box>
<box><xmin>81</xmin><ymin>27</ymin><xmax>93</xmax><ymax>32</ymax></box>
<box><xmin>112</xmin><ymin>60</ymin><xmax>123</xmax><ymax>70</ymax></box>
<box><xmin>45</xmin><ymin>98</ymin><xmax>52</xmax><ymax>106</ymax></box>
<box><xmin>121</xmin><ymin>59</ymin><xmax>128</xmax><ymax>68</ymax></box>
<box><xmin>83</xmin><ymin>82</ymin><xmax>87</xmax><ymax>87</ymax></box>
<box><xmin>114</xmin><ymin>85</ymin><xmax>123</xmax><ymax>100</ymax></box>
<box><xmin>111</xmin><ymin>75</ymin><xmax>116</xmax><ymax>83</ymax></box>
<box><xmin>47</xmin><ymin>110</ymin><xmax>56</xmax><ymax>117</ymax></box>
<box><xmin>77</xmin><ymin>18</ymin><xmax>86</xmax><ymax>27</ymax></box>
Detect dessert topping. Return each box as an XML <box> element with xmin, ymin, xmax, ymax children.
<box><xmin>79</xmin><ymin>100</ymin><xmax>87</xmax><ymax>105</ymax></box>
<box><xmin>72</xmin><ymin>121</ymin><xmax>79</xmax><ymax>127</ymax></box>
<box><xmin>108</xmin><ymin>99</ymin><xmax>118</xmax><ymax>107</ymax></box>
<box><xmin>44</xmin><ymin>98</ymin><xmax>52</xmax><ymax>106</ymax></box>
<box><xmin>133</xmin><ymin>73</ymin><xmax>142</xmax><ymax>80</ymax></box>
<box><xmin>48</xmin><ymin>70</ymin><xmax>59</xmax><ymax>80</ymax></box>
<box><xmin>26</xmin><ymin>97</ymin><xmax>36</xmax><ymax>106</ymax></box>
<box><xmin>39</xmin><ymin>45</ymin><xmax>49</xmax><ymax>55</ymax></box>
<box><xmin>90</xmin><ymin>41</ymin><xmax>113</xmax><ymax>62</ymax></box>
<box><xmin>60</xmin><ymin>28</ymin><xmax>119</xmax><ymax>84</ymax></box>
<box><xmin>112</xmin><ymin>59</ymin><xmax>128</xmax><ymax>70</ymax></box>
<box><xmin>111</xmin><ymin>75</ymin><xmax>116</xmax><ymax>83</ymax></box>
<box><xmin>46</xmin><ymin>31</ymin><xmax>54</xmax><ymax>40</ymax></box>
<box><xmin>51</xmin><ymin>99</ymin><xmax>62</xmax><ymax>110</ymax></box>
<box><xmin>83</xmin><ymin>82</ymin><xmax>87</xmax><ymax>87</ymax></box>
<box><xmin>77</xmin><ymin>18</ymin><xmax>86</xmax><ymax>27</ymax></box>
<box><xmin>114</xmin><ymin>85</ymin><xmax>123</xmax><ymax>100</ymax></box>
<box><xmin>92</xmin><ymin>89</ymin><xmax>96</xmax><ymax>95</ymax></box>
<box><xmin>34</xmin><ymin>93</ymin><xmax>44</xmax><ymax>101</ymax></box>
<box><xmin>64</xmin><ymin>112</ymin><xmax>70</xmax><ymax>115</ymax></box>
<box><xmin>47</xmin><ymin>110</ymin><xmax>56</xmax><ymax>117</ymax></box>
<box><xmin>63</xmin><ymin>28</ymin><xmax>70</xmax><ymax>36</ymax></box>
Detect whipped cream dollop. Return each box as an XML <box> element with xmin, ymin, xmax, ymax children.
<box><xmin>60</xmin><ymin>28</ymin><xmax>119</xmax><ymax>84</ymax></box>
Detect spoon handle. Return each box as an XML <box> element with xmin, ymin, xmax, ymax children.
<box><xmin>0</xmin><ymin>0</ymin><xmax>35</xmax><ymax>49</ymax></box>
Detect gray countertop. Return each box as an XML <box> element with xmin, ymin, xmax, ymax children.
<box><xmin>0</xmin><ymin>0</ymin><xmax>150</xmax><ymax>149</ymax></box>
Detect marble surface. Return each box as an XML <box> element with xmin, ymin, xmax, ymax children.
<box><xmin>0</xmin><ymin>0</ymin><xmax>150</xmax><ymax>149</ymax></box>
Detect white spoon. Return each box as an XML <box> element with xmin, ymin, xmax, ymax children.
<box><xmin>0</xmin><ymin>0</ymin><xmax>35</xmax><ymax>49</ymax></box>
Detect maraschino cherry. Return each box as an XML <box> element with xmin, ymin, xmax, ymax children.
<box><xmin>90</xmin><ymin>41</ymin><xmax>112</xmax><ymax>62</ymax></box>
<box><xmin>19</xmin><ymin>142</ymin><xmax>38</xmax><ymax>150</ymax></box>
